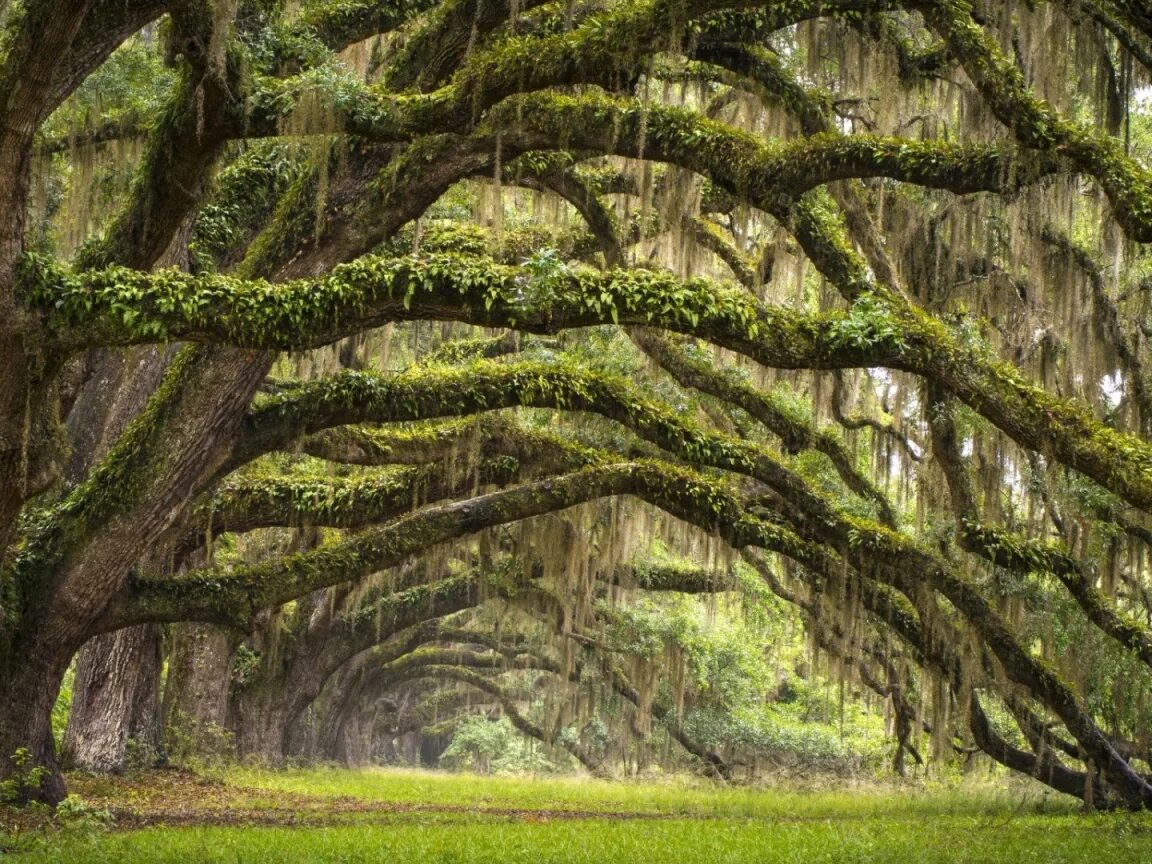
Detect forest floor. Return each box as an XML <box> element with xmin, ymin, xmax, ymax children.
<box><xmin>4</xmin><ymin>767</ymin><xmax>1152</xmax><ymax>861</ymax></box>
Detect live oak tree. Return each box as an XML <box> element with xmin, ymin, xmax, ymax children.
<box><xmin>3</xmin><ymin>0</ymin><xmax>1152</xmax><ymax>808</ymax></box>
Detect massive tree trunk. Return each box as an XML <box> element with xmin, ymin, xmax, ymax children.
<box><xmin>228</xmin><ymin>590</ymin><xmax>324</xmax><ymax>764</ymax></box>
<box><xmin>315</xmin><ymin>664</ymin><xmax>372</xmax><ymax>765</ymax></box>
<box><xmin>1</xmin><ymin>347</ymin><xmax>271</xmax><ymax>799</ymax></box>
<box><xmin>61</xmin><ymin>625</ymin><xmax>164</xmax><ymax>772</ymax></box>
<box><xmin>0</xmin><ymin>3</ymin><xmax>253</xmax><ymax>800</ymax></box>
<box><xmin>0</xmin><ymin>6</ymin><xmax>209</xmax><ymax>791</ymax></box>
<box><xmin>0</xmin><ymin>643</ymin><xmax>74</xmax><ymax>803</ymax></box>
<box><xmin>231</xmin><ymin>693</ymin><xmax>292</xmax><ymax>765</ymax></box>
<box><xmin>334</xmin><ymin>705</ymin><xmax>377</xmax><ymax>767</ymax></box>
<box><xmin>162</xmin><ymin>624</ymin><xmax>236</xmax><ymax>731</ymax></box>
<box><xmin>160</xmin><ymin>624</ymin><xmax>239</xmax><ymax>764</ymax></box>
<box><xmin>232</xmin><ymin>641</ymin><xmax>335</xmax><ymax>765</ymax></box>
<box><xmin>59</xmin><ymin>347</ymin><xmax>173</xmax><ymax>773</ymax></box>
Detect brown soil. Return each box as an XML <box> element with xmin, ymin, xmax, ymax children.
<box><xmin>58</xmin><ymin>769</ymin><xmax>681</xmax><ymax>830</ymax></box>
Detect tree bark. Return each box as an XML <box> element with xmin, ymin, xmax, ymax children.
<box><xmin>0</xmin><ymin>647</ymin><xmax>73</xmax><ymax>803</ymax></box>
<box><xmin>58</xmin><ymin>345</ymin><xmax>173</xmax><ymax>773</ymax></box>
<box><xmin>162</xmin><ymin>624</ymin><xmax>236</xmax><ymax>733</ymax></box>
<box><xmin>232</xmin><ymin>694</ymin><xmax>291</xmax><ymax>764</ymax></box>
<box><xmin>62</xmin><ymin>346</ymin><xmax>173</xmax><ymax>485</ymax></box>
<box><xmin>315</xmin><ymin>661</ymin><xmax>372</xmax><ymax>765</ymax></box>
<box><xmin>61</xmin><ymin>625</ymin><xmax>164</xmax><ymax>772</ymax></box>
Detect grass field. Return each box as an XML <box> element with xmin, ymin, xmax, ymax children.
<box><xmin>5</xmin><ymin>768</ymin><xmax>1152</xmax><ymax>862</ymax></box>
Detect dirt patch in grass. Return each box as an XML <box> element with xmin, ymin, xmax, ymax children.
<box><xmin>65</xmin><ymin>770</ymin><xmax>685</xmax><ymax>830</ymax></box>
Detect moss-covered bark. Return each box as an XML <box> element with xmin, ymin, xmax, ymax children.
<box><xmin>32</xmin><ymin>246</ymin><xmax>1152</xmax><ymax>519</ymax></box>
<box><xmin>109</xmin><ymin>458</ymin><xmax>815</xmax><ymax>629</ymax></box>
<box><xmin>916</xmin><ymin>0</ymin><xmax>1152</xmax><ymax>242</ymax></box>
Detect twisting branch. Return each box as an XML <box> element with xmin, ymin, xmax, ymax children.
<box><xmin>831</xmin><ymin>371</ymin><xmax>922</xmax><ymax>464</ymax></box>
<box><xmin>516</xmin><ymin>585</ymin><xmax>735</xmax><ymax>778</ymax></box>
<box><xmin>915</xmin><ymin>0</ymin><xmax>1152</xmax><ymax>242</ymax></box>
<box><xmin>1038</xmin><ymin>225</ymin><xmax>1152</xmax><ymax>427</ymax></box>
<box><xmin>32</xmin><ymin>248</ymin><xmax>1152</xmax><ymax>519</ymax></box>
<box><xmin>630</xmin><ymin>330</ymin><xmax>898</xmax><ymax>525</ymax></box>
<box><xmin>926</xmin><ymin>388</ymin><xmax>1152</xmax><ymax>673</ymax></box>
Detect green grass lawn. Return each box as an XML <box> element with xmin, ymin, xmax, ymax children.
<box><xmin>8</xmin><ymin>768</ymin><xmax>1152</xmax><ymax>862</ymax></box>
<box><xmin>226</xmin><ymin>765</ymin><xmax>1074</xmax><ymax>819</ymax></box>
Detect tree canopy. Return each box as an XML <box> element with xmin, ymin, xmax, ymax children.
<box><xmin>2</xmin><ymin>0</ymin><xmax>1152</xmax><ymax>808</ymax></box>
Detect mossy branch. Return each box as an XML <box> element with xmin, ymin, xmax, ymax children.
<box><xmin>296</xmin><ymin>415</ymin><xmax>591</xmax><ymax>475</ymax></box>
<box><xmin>917</xmin><ymin>0</ymin><xmax>1152</xmax><ymax>242</ymax></box>
<box><xmin>371</xmin><ymin>661</ymin><xmax>610</xmax><ymax>775</ymax></box>
<box><xmin>629</xmin><ymin>329</ymin><xmax>898</xmax><ymax>525</ymax></box>
<box><xmin>927</xmin><ymin>391</ymin><xmax>1152</xmax><ymax>672</ymax></box>
<box><xmin>28</xmin><ymin>247</ymin><xmax>1152</xmax><ymax>518</ymax></box>
<box><xmin>181</xmin><ymin>457</ymin><xmax>522</xmax><ymax>543</ymax></box>
<box><xmin>112</xmin><ymin>459</ymin><xmax>820</xmax><ymax>629</ymax></box>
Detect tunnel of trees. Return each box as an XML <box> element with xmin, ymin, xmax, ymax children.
<box><xmin>2</xmin><ymin>0</ymin><xmax>1152</xmax><ymax>809</ymax></box>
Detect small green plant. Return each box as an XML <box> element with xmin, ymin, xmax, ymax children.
<box><xmin>50</xmin><ymin>665</ymin><xmax>74</xmax><ymax>752</ymax></box>
<box><xmin>439</xmin><ymin>716</ymin><xmax>515</xmax><ymax>774</ymax></box>
<box><xmin>520</xmin><ymin>247</ymin><xmax>572</xmax><ymax>301</ymax></box>
<box><xmin>54</xmin><ymin>794</ymin><xmax>113</xmax><ymax>836</ymax></box>
<box><xmin>831</xmin><ymin>294</ymin><xmax>908</xmax><ymax>351</ymax></box>
<box><xmin>440</xmin><ymin>716</ymin><xmax>564</xmax><ymax>774</ymax></box>
<box><xmin>230</xmin><ymin>644</ymin><xmax>262</xmax><ymax>693</ymax></box>
<box><xmin>0</xmin><ymin>749</ymin><xmax>49</xmax><ymax>805</ymax></box>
